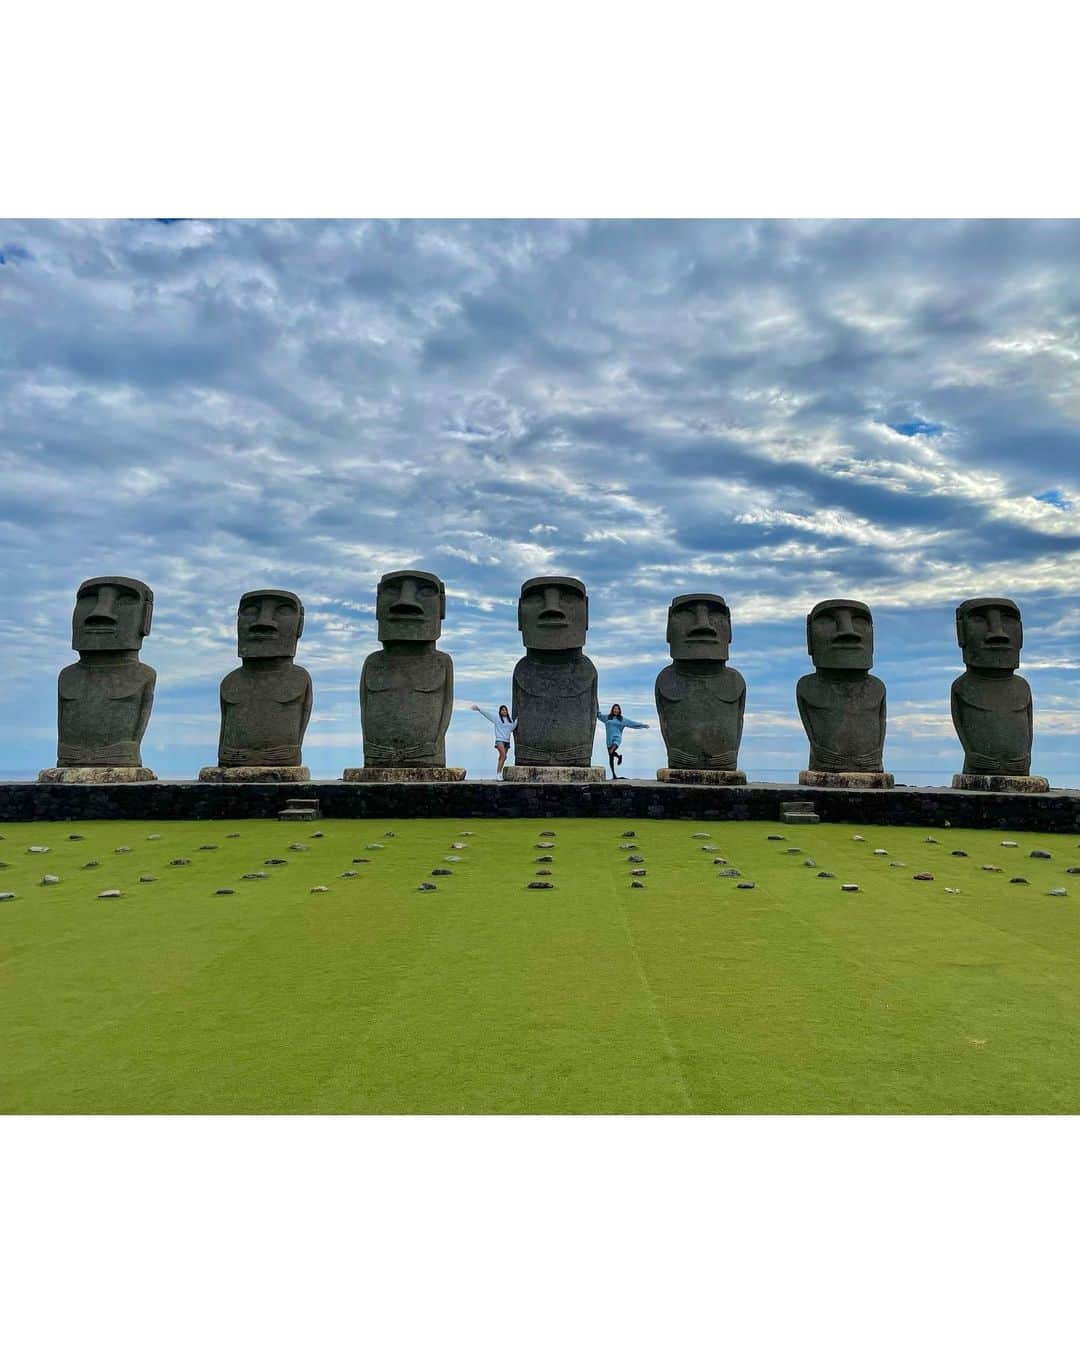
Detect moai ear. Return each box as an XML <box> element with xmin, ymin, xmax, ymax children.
<box><xmin>296</xmin><ymin>603</ymin><xmax>305</xmax><ymax>640</ymax></box>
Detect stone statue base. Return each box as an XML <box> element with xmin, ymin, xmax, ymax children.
<box><xmin>656</xmin><ymin>768</ymin><xmax>747</xmax><ymax>785</ymax></box>
<box><xmin>503</xmin><ymin>765</ymin><xmax>605</xmax><ymax>783</ymax></box>
<box><xmin>197</xmin><ymin>765</ymin><xmax>311</xmax><ymax>783</ymax></box>
<box><xmin>38</xmin><ymin>766</ymin><xmax>157</xmax><ymax>784</ymax></box>
<box><xmin>341</xmin><ymin>767</ymin><xmax>466</xmax><ymax>783</ymax></box>
<box><xmin>952</xmin><ymin>773</ymin><xmax>1049</xmax><ymax>793</ymax></box>
<box><xmin>799</xmin><ymin>770</ymin><xmax>894</xmax><ymax>789</ymax></box>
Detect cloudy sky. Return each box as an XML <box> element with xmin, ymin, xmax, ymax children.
<box><xmin>1</xmin><ymin>218</ymin><xmax>1078</xmax><ymax>783</ymax></box>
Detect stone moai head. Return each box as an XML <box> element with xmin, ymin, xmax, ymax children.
<box><xmin>807</xmin><ymin>599</ymin><xmax>874</xmax><ymax>671</ymax></box>
<box><xmin>72</xmin><ymin>576</ymin><xmax>153</xmax><ymax>653</ymax></box>
<box><xmin>956</xmin><ymin>597</ymin><xmax>1022</xmax><ymax>671</ymax></box>
<box><xmin>518</xmin><ymin>576</ymin><xmax>588</xmax><ymax>651</ymax></box>
<box><xmin>666</xmin><ymin>593</ymin><xmax>731</xmax><ymax>661</ymax></box>
<box><xmin>376</xmin><ymin>570</ymin><xmax>445</xmax><ymax>643</ymax></box>
<box><xmin>237</xmin><ymin>588</ymin><xmax>304</xmax><ymax>659</ymax></box>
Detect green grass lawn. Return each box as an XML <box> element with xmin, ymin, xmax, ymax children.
<box><xmin>2</xmin><ymin>815</ymin><xmax>1079</xmax><ymax>1113</ymax></box>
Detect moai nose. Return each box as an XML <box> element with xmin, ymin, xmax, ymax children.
<box><xmin>389</xmin><ymin>577</ymin><xmax>425</xmax><ymax>616</ymax></box>
<box><xmin>689</xmin><ymin>602</ymin><xmax>716</xmax><ymax>635</ymax></box>
<box><xmin>250</xmin><ymin>596</ymin><xmax>279</xmax><ymax>634</ymax></box>
<box><xmin>984</xmin><ymin>607</ymin><xmax>1009</xmax><ymax>644</ymax></box>
<box><xmin>85</xmin><ymin>585</ymin><xmax>119</xmax><ymax>627</ymax></box>
<box><xmin>832</xmin><ymin>608</ymin><xmax>860</xmax><ymax>643</ymax></box>
<box><xmin>539</xmin><ymin>586</ymin><xmax>566</xmax><ymax>620</ymax></box>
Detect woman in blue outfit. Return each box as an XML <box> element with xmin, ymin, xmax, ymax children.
<box><xmin>471</xmin><ymin>703</ymin><xmax>518</xmax><ymax>779</ymax></box>
<box><xmin>597</xmin><ymin>703</ymin><xmax>649</xmax><ymax>780</ymax></box>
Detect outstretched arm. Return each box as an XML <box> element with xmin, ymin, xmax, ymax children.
<box><xmin>596</xmin><ymin>712</ymin><xmax>610</xmax><ymax>724</ymax></box>
<box><xmin>472</xmin><ymin>705</ymin><xmax>497</xmax><ymax>725</ymax></box>
<box><xmin>622</xmin><ymin>718</ymin><xmax>649</xmax><ymax>729</ymax></box>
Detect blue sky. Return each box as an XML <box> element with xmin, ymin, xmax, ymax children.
<box><xmin>1</xmin><ymin>218</ymin><xmax>1077</xmax><ymax>782</ymax></box>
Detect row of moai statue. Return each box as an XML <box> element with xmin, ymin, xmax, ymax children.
<box><xmin>38</xmin><ymin>574</ymin><xmax>1048</xmax><ymax>793</ymax></box>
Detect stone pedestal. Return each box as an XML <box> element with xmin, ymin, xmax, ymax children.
<box><xmin>197</xmin><ymin>765</ymin><xmax>311</xmax><ymax>783</ymax></box>
<box><xmin>799</xmin><ymin>770</ymin><xmax>894</xmax><ymax>789</ymax></box>
<box><xmin>503</xmin><ymin>765</ymin><xmax>605</xmax><ymax>783</ymax></box>
<box><xmin>951</xmin><ymin>773</ymin><xmax>1049</xmax><ymax>793</ymax></box>
<box><xmin>341</xmin><ymin>767</ymin><xmax>466</xmax><ymax>783</ymax></box>
<box><xmin>656</xmin><ymin>768</ymin><xmax>747</xmax><ymax>785</ymax></box>
<box><xmin>38</xmin><ymin>766</ymin><xmax>157</xmax><ymax>784</ymax></box>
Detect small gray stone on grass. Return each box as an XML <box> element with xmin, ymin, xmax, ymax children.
<box><xmin>97</xmin><ymin>889</ymin><xmax>122</xmax><ymax>899</ymax></box>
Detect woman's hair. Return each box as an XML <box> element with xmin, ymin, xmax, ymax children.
<box><xmin>499</xmin><ymin>704</ymin><xmax>511</xmax><ymax>720</ymax></box>
<box><xmin>609</xmin><ymin>703</ymin><xmax>622</xmax><ymax>718</ymax></box>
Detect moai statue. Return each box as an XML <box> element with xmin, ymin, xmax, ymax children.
<box><xmin>198</xmin><ymin>589</ymin><xmax>312</xmax><ymax>782</ymax></box>
<box><xmin>950</xmin><ymin>597</ymin><xmax>1046</xmax><ymax>791</ymax></box>
<box><xmin>343</xmin><ymin>570</ymin><xmax>464</xmax><ymax>781</ymax></box>
<box><xmin>654</xmin><ymin>593</ymin><xmax>746</xmax><ymax>784</ymax></box>
<box><xmin>504</xmin><ymin>576</ymin><xmax>602</xmax><ymax>781</ymax></box>
<box><xmin>39</xmin><ymin>576</ymin><xmax>158</xmax><ymax>783</ymax></box>
<box><xmin>796</xmin><ymin>599</ymin><xmax>893</xmax><ymax>788</ymax></box>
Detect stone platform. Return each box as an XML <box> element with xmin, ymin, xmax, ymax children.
<box><xmin>502</xmin><ymin>766</ymin><xmax>606</xmax><ymax>783</ymax></box>
<box><xmin>197</xmin><ymin>766</ymin><xmax>311</xmax><ymax>783</ymax></box>
<box><xmin>37</xmin><ymin>767</ymin><xmax>157</xmax><ymax>784</ymax></box>
<box><xmin>341</xmin><ymin>767</ymin><xmax>467</xmax><ymax>783</ymax></box>
<box><xmin>657</xmin><ymin>769</ymin><xmax>746</xmax><ymax>785</ymax></box>
<box><xmin>952</xmin><ymin>773</ymin><xmax>1049</xmax><ymax>793</ymax></box>
<box><xmin>2</xmin><ymin>778</ymin><xmax>1078</xmax><ymax>832</ymax></box>
<box><xmin>799</xmin><ymin>770</ymin><xmax>894</xmax><ymax>789</ymax></box>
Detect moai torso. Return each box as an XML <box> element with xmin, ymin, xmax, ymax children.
<box><xmin>951</xmin><ymin>671</ymin><xmax>1032</xmax><ymax>775</ymax></box>
<box><xmin>512</xmin><ymin>651</ymin><xmax>598</xmax><ymax>766</ymax></box>
<box><xmin>217</xmin><ymin>588</ymin><xmax>312</xmax><ymax>767</ymax></box>
<box><xmin>950</xmin><ymin>597</ymin><xmax>1033</xmax><ymax>776</ymax></box>
<box><xmin>219</xmin><ymin>662</ymin><xmax>312</xmax><ymax>767</ymax></box>
<box><xmin>361</xmin><ymin>646</ymin><xmax>454</xmax><ymax>766</ymax></box>
<box><xmin>797</xmin><ymin>671</ymin><xmax>885</xmax><ymax>772</ymax></box>
<box><xmin>655</xmin><ymin>663</ymin><xmax>745</xmax><ymax>770</ymax></box>
<box><xmin>57</xmin><ymin>657</ymin><xmax>156</xmax><ymax>767</ymax></box>
<box><xmin>56</xmin><ymin>575</ymin><xmax>156</xmax><ymax>767</ymax></box>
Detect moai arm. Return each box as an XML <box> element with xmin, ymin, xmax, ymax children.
<box><xmin>299</xmin><ymin>670</ymin><xmax>313</xmax><ymax>745</ymax></box>
<box><xmin>438</xmin><ymin>658</ymin><xmax>454</xmax><ymax>743</ymax></box>
<box><xmin>878</xmin><ymin>687</ymin><xmax>887</xmax><ymax>758</ymax></box>
<box><xmin>735</xmin><ymin>680</ymin><xmax>746</xmax><ymax>748</ymax></box>
<box><xmin>216</xmin><ymin>679</ymin><xmax>228</xmax><ymax>763</ymax></box>
<box><xmin>796</xmin><ymin>680</ymin><xmax>812</xmax><ymax>744</ymax></box>
<box><xmin>135</xmin><ymin>669</ymin><xmax>156</xmax><ymax>747</ymax></box>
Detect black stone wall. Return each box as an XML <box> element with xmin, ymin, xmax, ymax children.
<box><xmin>2</xmin><ymin>779</ymin><xmax>1079</xmax><ymax>831</ymax></box>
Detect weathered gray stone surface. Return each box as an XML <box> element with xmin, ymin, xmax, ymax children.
<box><xmin>655</xmin><ymin>594</ymin><xmax>745</xmax><ymax>772</ymax></box>
<box><xmin>950</xmin><ymin>597</ymin><xmax>1040</xmax><ymax>783</ymax></box>
<box><xmin>656</xmin><ymin>768</ymin><xmax>747</xmax><ymax>785</ymax></box>
<box><xmin>951</xmin><ymin>772</ymin><xmax>1049</xmax><ymax>793</ymax></box>
<box><xmin>39</xmin><ymin>766</ymin><xmax>157</xmax><ymax>784</ymax></box>
<box><xmin>799</xmin><ymin>770</ymin><xmax>893</xmax><ymax>789</ymax></box>
<box><xmin>797</xmin><ymin>599</ymin><xmax>888</xmax><ymax>780</ymax></box>
<box><xmin>357</xmin><ymin>571</ymin><xmax>456</xmax><ymax>769</ymax></box>
<box><xmin>343</xmin><ymin>767</ymin><xmax>466</xmax><ymax>782</ymax></box>
<box><xmin>41</xmin><ymin>576</ymin><xmax>157</xmax><ymax>782</ymax></box>
<box><xmin>204</xmin><ymin>589</ymin><xmax>312</xmax><ymax>777</ymax></box>
<box><xmin>503</xmin><ymin>765</ymin><xmax>605</xmax><ymax>783</ymax></box>
<box><xmin>198</xmin><ymin>765</ymin><xmax>312</xmax><ymax>783</ymax></box>
<box><xmin>512</xmin><ymin>577</ymin><xmax>598</xmax><ymax>768</ymax></box>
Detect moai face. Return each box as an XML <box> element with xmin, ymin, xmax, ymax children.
<box><xmin>71</xmin><ymin>576</ymin><xmax>153</xmax><ymax>653</ymax></box>
<box><xmin>807</xmin><ymin>599</ymin><xmax>874</xmax><ymax>671</ymax></box>
<box><xmin>956</xmin><ymin>597</ymin><xmax>1022</xmax><ymax>671</ymax></box>
<box><xmin>666</xmin><ymin>593</ymin><xmax>731</xmax><ymax>661</ymax></box>
<box><xmin>376</xmin><ymin>570</ymin><xmax>444</xmax><ymax>643</ymax></box>
<box><xmin>518</xmin><ymin>576</ymin><xmax>588</xmax><ymax>651</ymax></box>
<box><xmin>237</xmin><ymin>589</ymin><xmax>304</xmax><ymax>659</ymax></box>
